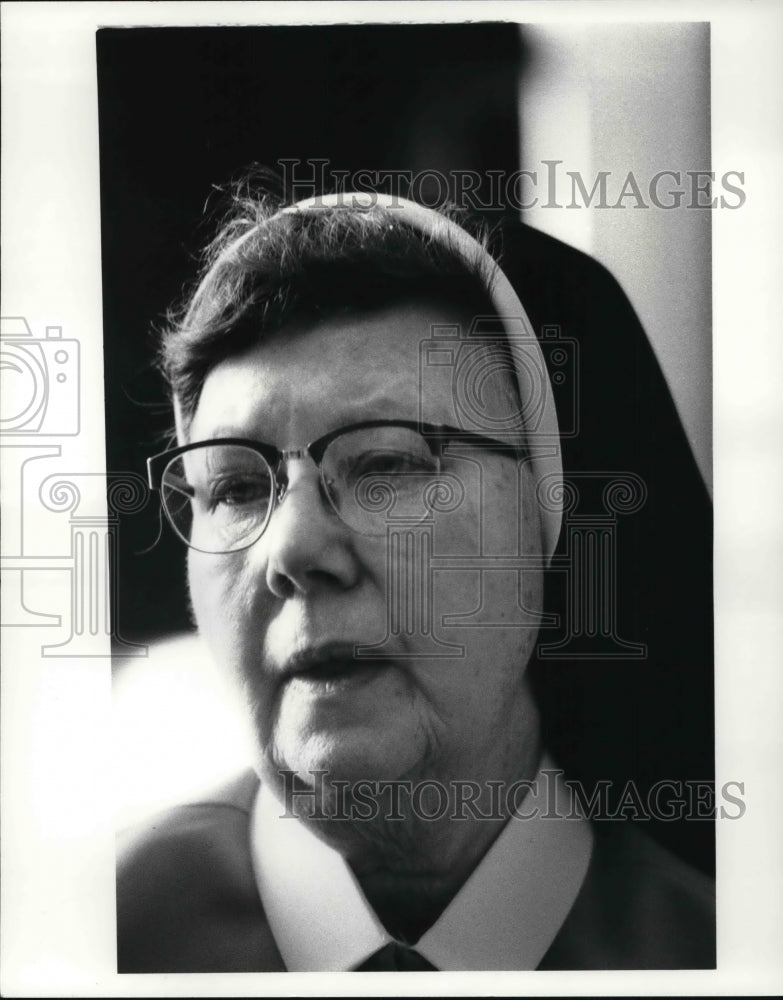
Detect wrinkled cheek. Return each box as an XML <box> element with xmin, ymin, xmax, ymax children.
<box><xmin>429</xmin><ymin>568</ymin><xmax>542</xmax><ymax>655</ymax></box>
<box><xmin>188</xmin><ymin>552</ymin><xmax>255</xmax><ymax>671</ymax></box>
<box><xmin>188</xmin><ymin>552</ymin><xmax>221</xmax><ymax>639</ymax></box>
<box><xmin>424</xmin><ymin>470</ymin><xmax>545</xmax><ymax>666</ymax></box>
<box><xmin>188</xmin><ymin>552</ymin><xmax>278</xmax><ymax>754</ymax></box>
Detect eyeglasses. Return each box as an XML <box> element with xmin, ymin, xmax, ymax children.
<box><xmin>147</xmin><ymin>419</ymin><xmax>522</xmax><ymax>554</ymax></box>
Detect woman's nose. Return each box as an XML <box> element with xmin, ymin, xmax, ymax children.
<box><xmin>262</xmin><ymin>460</ymin><xmax>360</xmax><ymax>599</ymax></box>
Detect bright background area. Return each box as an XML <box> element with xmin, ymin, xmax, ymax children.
<box><xmin>113</xmin><ymin>635</ymin><xmax>256</xmax><ymax>828</ymax></box>
<box><xmin>519</xmin><ymin>22</ymin><xmax>712</xmax><ymax>492</ymax></box>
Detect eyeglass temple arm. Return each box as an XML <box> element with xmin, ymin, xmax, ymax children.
<box><xmin>436</xmin><ymin>430</ymin><xmax>526</xmax><ymax>459</ymax></box>
<box><xmin>148</xmin><ymin>467</ymin><xmax>195</xmax><ymax>500</ymax></box>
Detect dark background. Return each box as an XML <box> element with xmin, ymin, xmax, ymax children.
<box><xmin>98</xmin><ymin>24</ymin><xmax>714</xmax><ymax>875</ymax></box>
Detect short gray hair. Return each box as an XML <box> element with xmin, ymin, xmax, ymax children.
<box><xmin>160</xmin><ymin>179</ymin><xmax>500</xmax><ymax>433</ymax></box>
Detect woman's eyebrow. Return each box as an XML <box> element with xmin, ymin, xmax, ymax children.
<box><xmin>196</xmin><ymin>398</ymin><xmax>440</xmax><ymax>443</ymax></box>
<box><xmin>207</xmin><ymin>425</ymin><xmax>256</xmax><ymax>439</ymax></box>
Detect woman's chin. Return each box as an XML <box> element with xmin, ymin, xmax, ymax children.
<box><xmin>269</xmin><ymin>726</ymin><xmax>424</xmax><ymax>790</ymax></box>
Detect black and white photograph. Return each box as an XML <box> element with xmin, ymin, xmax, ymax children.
<box><xmin>1</xmin><ymin>2</ymin><xmax>782</xmax><ymax>996</ymax></box>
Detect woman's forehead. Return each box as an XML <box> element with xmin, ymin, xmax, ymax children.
<box><xmin>186</xmin><ymin>299</ymin><xmax>517</xmax><ymax>444</ymax></box>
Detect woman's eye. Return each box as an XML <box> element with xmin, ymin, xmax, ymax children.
<box><xmin>210</xmin><ymin>475</ymin><xmax>271</xmax><ymax>507</ymax></box>
<box><xmin>352</xmin><ymin>450</ymin><xmax>436</xmax><ymax>477</ymax></box>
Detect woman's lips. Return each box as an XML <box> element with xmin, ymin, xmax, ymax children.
<box><xmin>283</xmin><ymin>641</ymin><xmax>396</xmax><ymax>687</ymax></box>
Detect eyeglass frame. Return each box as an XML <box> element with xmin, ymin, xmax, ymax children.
<box><xmin>147</xmin><ymin>418</ymin><xmax>527</xmax><ymax>552</ymax></box>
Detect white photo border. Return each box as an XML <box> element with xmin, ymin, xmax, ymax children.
<box><xmin>2</xmin><ymin>1</ymin><xmax>782</xmax><ymax>996</ymax></box>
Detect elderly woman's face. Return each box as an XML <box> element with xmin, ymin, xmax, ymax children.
<box><xmin>185</xmin><ymin>301</ymin><xmax>544</xmax><ymax>794</ymax></box>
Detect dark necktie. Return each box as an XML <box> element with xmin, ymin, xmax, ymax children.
<box><xmin>354</xmin><ymin>941</ymin><xmax>438</xmax><ymax>971</ymax></box>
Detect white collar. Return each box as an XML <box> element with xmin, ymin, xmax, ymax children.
<box><xmin>250</xmin><ymin>758</ymin><xmax>593</xmax><ymax>971</ymax></box>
